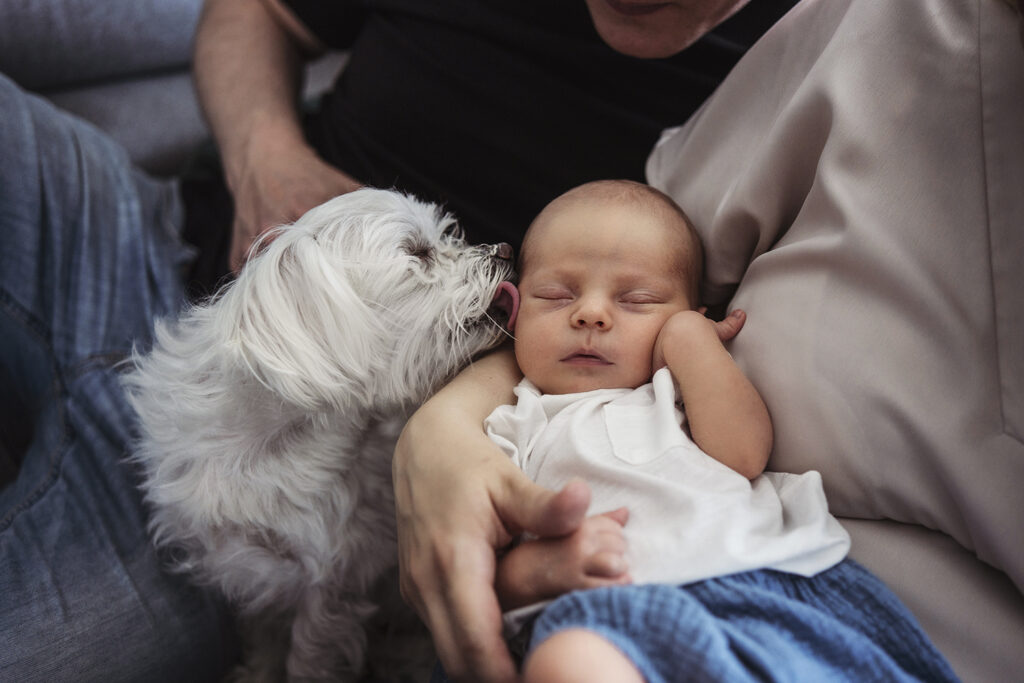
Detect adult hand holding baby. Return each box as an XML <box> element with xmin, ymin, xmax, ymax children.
<box><xmin>393</xmin><ymin>350</ymin><xmax>593</xmax><ymax>683</ymax></box>
<box><xmin>495</xmin><ymin>506</ymin><xmax>632</xmax><ymax>611</ymax></box>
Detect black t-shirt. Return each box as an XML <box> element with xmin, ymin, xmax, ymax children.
<box><xmin>287</xmin><ymin>0</ymin><xmax>795</xmax><ymax>247</ymax></box>
<box><xmin>182</xmin><ymin>1</ymin><xmax>795</xmax><ymax>296</ymax></box>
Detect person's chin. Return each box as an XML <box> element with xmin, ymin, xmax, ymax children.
<box><xmin>546</xmin><ymin>369</ymin><xmax>622</xmax><ymax>395</ymax></box>
<box><xmin>590</xmin><ymin>15</ymin><xmax>688</xmax><ymax>59</ymax></box>
<box><xmin>586</xmin><ymin>0</ymin><xmax>733</xmax><ymax>59</ymax></box>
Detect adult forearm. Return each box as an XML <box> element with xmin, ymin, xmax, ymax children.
<box><xmin>395</xmin><ymin>346</ymin><xmax>522</xmax><ymax>473</ymax></box>
<box><xmin>193</xmin><ymin>0</ymin><xmax>308</xmax><ymax>191</ymax></box>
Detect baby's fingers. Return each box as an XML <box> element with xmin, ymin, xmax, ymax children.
<box><xmin>713</xmin><ymin>309</ymin><xmax>746</xmax><ymax>342</ymax></box>
<box><xmin>584</xmin><ymin>550</ymin><xmax>630</xmax><ymax>579</ymax></box>
<box><xmin>580</xmin><ymin>574</ymin><xmax>633</xmax><ymax>592</ymax></box>
<box><xmin>580</xmin><ymin>510</ymin><xmax>628</xmax><ymax>558</ymax></box>
<box><xmin>598</xmin><ymin>506</ymin><xmax>629</xmax><ymax>527</ymax></box>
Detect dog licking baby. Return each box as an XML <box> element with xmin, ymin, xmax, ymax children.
<box><xmin>124</xmin><ymin>188</ymin><xmax>518</xmax><ymax>682</ymax></box>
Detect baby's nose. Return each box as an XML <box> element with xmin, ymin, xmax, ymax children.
<box><xmin>573</xmin><ymin>306</ymin><xmax>608</xmax><ymax>329</ymax></box>
<box><xmin>576</xmin><ymin>316</ymin><xmax>606</xmax><ymax>328</ymax></box>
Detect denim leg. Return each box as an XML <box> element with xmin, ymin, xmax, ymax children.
<box><xmin>0</xmin><ymin>74</ymin><xmax>237</xmax><ymax>682</ymax></box>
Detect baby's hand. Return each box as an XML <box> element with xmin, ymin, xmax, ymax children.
<box><xmin>495</xmin><ymin>508</ymin><xmax>631</xmax><ymax>610</ymax></box>
<box><xmin>652</xmin><ymin>309</ymin><xmax>746</xmax><ymax>371</ymax></box>
<box><xmin>711</xmin><ymin>309</ymin><xmax>746</xmax><ymax>342</ymax></box>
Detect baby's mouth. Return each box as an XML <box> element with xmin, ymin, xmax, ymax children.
<box><xmin>562</xmin><ymin>351</ymin><xmax>611</xmax><ymax>365</ymax></box>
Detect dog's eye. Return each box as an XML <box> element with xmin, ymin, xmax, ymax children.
<box><xmin>409</xmin><ymin>245</ymin><xmax>434</xmax><ymax>263</ymax></box>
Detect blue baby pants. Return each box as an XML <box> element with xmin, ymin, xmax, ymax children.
<box><xmin>529</xmin><ymin>560</ymin><xmax>958</xmax><ymax>682</ymax></box>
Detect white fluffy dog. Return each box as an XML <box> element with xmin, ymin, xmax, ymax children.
<box><xmin>124</xmin><ymin>188</ymin><xmax>518</xmax><ymax>681</ymax></box>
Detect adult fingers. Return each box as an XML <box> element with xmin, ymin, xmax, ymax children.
<box><xmin>396</xmin><ymin>458</ymin><xmax>541</xmax><ymax>682</ymax></box>
<box><xmin>417</xmin><ymin>536</ymin><xmax>518</xmax><ymax>683</ymax></box>
<box><xmin>496</xmin><ymin>475</ymin><xmax>592</xmax><ymax>539</ymax></box>
<box><xmin>428</xmin><ymin>473</ymin><xmax>591</xmax><ymax>680</ymax></box>
<box><xmin>228</xmin><ymin>216</ymin><xmax>278</xmax><ymax>273</ymax></box>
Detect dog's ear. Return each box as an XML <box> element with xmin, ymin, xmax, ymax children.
<box><xmin>220</xmin><ymin>225</ymin><xmax>384</xmax><ymax>413</ymax></box>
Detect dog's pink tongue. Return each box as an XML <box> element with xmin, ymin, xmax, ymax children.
<box><xmin>492</xmin><ymin>281</ymin><xmax>520</xmax><ymax>330</ymax></box>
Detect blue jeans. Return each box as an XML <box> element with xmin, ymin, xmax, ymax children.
<box><xmin>0</xmin><ymin>74</ymin><xmax>237</xmax><ymax>681</ymax></box>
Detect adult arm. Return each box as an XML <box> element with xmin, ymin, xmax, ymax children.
<box><xmin>193</xmin><ymin>0</ymin><xmax>361</xmax><ymax>271</ymax></box>
<box><xmin>655</xmin><ymin>309</ymin><xmax>772</xmax><ymax>479</ymax></box>
<box><xmin>394</xmin><ymin>347</ymin><xmax>591</xmax><ymax>682</ymax></box>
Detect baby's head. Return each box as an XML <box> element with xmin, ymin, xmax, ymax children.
<box><xmin>513</xmin><ymin>179</ymin><xmax>703</xmax><ymax>394</ymax></box>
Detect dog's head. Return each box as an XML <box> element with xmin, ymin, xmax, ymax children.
<box><xmin>221</xmin><ymin>188</ymin><xmax>518</xmax><ymax>414</ymax></box>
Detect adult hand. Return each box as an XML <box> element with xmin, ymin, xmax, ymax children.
<box><xmin>228</xmin><ymin>139</ymin><xmax>362</xmax><ymax>271</ymax></box>
<box><xmin>193</xmin><ymin>0</ymin><xmax>360</xmax><ymax>271</ymax></box>
<box><xmin>495</xmin><ymin>506</ymin><xmax>631</xmax><ymax>611</ymax></box>
<box><xmin>394</xmin><ymin>418</ymin><xmax>590</xmax><ymax>682</ymax></box>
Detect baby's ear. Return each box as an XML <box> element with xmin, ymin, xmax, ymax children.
<box><xmin>493</xmin><ymin>281</ymin><xmax>519</xmax><ymax>331</ymax></box>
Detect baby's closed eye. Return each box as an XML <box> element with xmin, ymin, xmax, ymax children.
<box><xmin>619</xmin><ymin>291</ymin><xmax>666</xmax><ymax>306</ymax></box>
<box><xmin>531</xmin><ymin>285</ymin><xmax>574</xmax><ymax>301</ymax></box>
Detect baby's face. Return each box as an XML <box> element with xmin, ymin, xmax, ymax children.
<box><xmin>513</xmin><ymin>198</ymin><xmax>695</xmax><ymax>394</ymax></box>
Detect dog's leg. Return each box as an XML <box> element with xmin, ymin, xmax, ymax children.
<box><xmin>286</xmin><ymin>585</ymin><xmax>377</xmax><ymax>682</ymax></box>
<box><xmin>227</xmin><ymin>613</ymin><xmax>291</xmax><ymax>683</ymax></box>
<box><xmin>363</xmin><ymin>568</ymin><xmax>435</xmax><ymax>681</ymax></box>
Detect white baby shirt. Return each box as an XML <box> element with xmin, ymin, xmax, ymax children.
<box><xmin>487</xmin><ymin>367</ymin><xmax>850</xmax><ymax>628</ymax></box>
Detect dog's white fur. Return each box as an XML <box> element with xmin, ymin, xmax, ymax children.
<box><xmin>124</xmin><ymin>188</ymin><xmax>516</xmax><ymax>681</ymax></box>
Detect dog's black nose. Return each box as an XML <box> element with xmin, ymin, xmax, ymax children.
<box><xmin>491</xmin><ymin>243</ymin><xmax>514</xmax><ymax>260</ymax></box>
